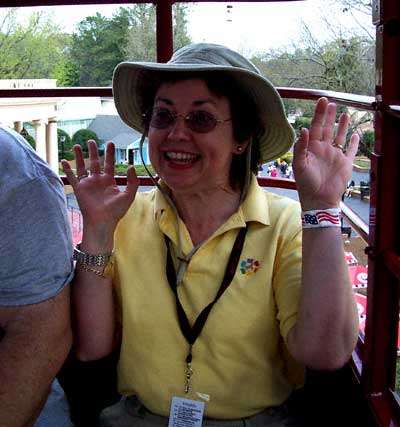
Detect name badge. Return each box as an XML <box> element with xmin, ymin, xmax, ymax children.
<box><xmin>168</xmin><ymin>396</ymin><xmax>205</xmax><ymax>427</ymax></box>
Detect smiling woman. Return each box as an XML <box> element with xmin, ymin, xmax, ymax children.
<box><xmin>59</xmin><ymin>41</ymin><xmax>363</xmax><ymax>427</ymax></box>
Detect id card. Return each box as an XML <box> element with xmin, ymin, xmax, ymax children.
<box><xmin>168</xmin><ymin>397</ymin><xmax>205</xmax><ymax>427</ymax></box>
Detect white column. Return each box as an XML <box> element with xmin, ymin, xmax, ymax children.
<box><xmin>46</xmin><ymin>117</ymin><xmax>59</xmax><ymax>173</ymax></box>
<box><xmin>14</xmin><ymin>121</ymin><xmax>23</xmax><ymax>133</ymax></box>
<box><xmin>32</xmin><ymin>119</ymin><xmax>47</xmax><ymax>162</ymax></box>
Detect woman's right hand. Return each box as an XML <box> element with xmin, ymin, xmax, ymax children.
<box><xmin>61</xmin><ymin>140</ymin><xmax>139</xmax><ymax>248</ymax></box>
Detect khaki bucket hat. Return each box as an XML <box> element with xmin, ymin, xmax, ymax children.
<box><xmin>112</xmin><ymin>43</ymin><xmax>295</xmax><ymax>164</ymax></box>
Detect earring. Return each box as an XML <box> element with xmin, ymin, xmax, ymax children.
<box><xmin>237</xmin><ymin>146</ymin><xmax>243</xmax><ymax>153</ymax></box>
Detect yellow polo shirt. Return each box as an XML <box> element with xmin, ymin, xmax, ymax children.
<box><xmin>110</xmin><ymin>176</ymin><xmax>304</xmax><ymax>418</ymax></box>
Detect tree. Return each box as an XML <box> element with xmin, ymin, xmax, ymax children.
<box><xmin>52</xmin><ymin>54</ymin><xmax>80</xmax><ymax>87</ymax></box>
<box><xmin>359</xmin><ymin>129</ymin><xmax>374</xmax><ymax>158</ymax></box>
<box><xmin>72</xmin><ymin>129</ymin><xmax>100</xmax><ymax>155</ymax></box>
<box><xmin>57</xmin><ymin>129</ymin><xmax>73</xmax><ymax>160</ymax></box>
<box><xmin>70</xmin><ymin>9</ymin><xmax>130</xmax><ymax>86</ymax></box>
<box><xmin>0</xmin><ymin>8</ymin><xmax>69</xmax><ymax>79</ymax></box>
<box><xmin>328</xmin><ymin>0</ymin><xmax>374</xmax><ymax>40</ymax></box>
<box><xmin>253</xmin><ymin>31</ymin><xmax>374</xmax><ymax>96</ymax></box>
<box><xmin>124</xmin><ymin>3</ymin><xmax>191</xmax><ymax>62</ymax></box>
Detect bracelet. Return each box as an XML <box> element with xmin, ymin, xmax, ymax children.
<box><xmin>301</xmin><ymin>208</ymin><xmax>341</xmax><ymax>228</ymax></box>
<box><xmin>78</xmin><ymin>263</ymin><xmax>106</xmax><ymax>278</ymax></box>
<box><xmin>73</xmin><ymin>243</ymin><xmax>113</xmax><ymax>267</ymax></box>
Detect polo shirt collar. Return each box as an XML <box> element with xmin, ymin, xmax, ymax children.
<box><xmin>153</xmin><ymin>175</ymin><xmax>270</xmax><ymax>248</ymax></box>
<box><xmin>240</xmin><ymin>175</ymin><xmax>270</xmax><ymax>226</ymax></box>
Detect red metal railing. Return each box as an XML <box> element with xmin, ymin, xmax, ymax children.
<box><xmin>2</xmin><ymin>0</ymin><xmax>400</xmax><ymax>425</ymax></box>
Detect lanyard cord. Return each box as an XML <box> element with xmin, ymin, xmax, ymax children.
<box><xmin>165</xmin><ymin>225</ymin><xmax>248</xmax><ymax>368</ymax></box>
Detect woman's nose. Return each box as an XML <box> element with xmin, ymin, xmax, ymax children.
<box><xmin>167</xmin><ymin>115</ymin><xmax>190</xmax><ymax>139</ymax></box>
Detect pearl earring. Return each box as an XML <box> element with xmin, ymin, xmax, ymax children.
<box><xmin>237</xmin><ymin>146</ymin><xmax>243</xmax><ymax>153</ymax></box>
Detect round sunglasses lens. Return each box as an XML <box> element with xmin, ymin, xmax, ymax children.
<box><xmin>187</xmin><ymin>111</ymin><xmax>217</xmax><ymax>133</ymax></box>
<box><xmin>150</xmin><ymin>109</ymin><xmax>174</xmax><ymax>129</ymax></box>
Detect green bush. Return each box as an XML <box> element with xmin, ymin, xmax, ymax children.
<box><xmin>359</xmin><ymin>130</ymin><xmax>374</xmax><ymax>158</ymax></box>
<box><xmin>58</xmin><ymin>129</ymin><xmax>73</xmax><ymax>159</ymax></box>
<box><xmin>25</xmin><ymin>133</ymin><xmax>36</xmax><ymax>149</ymax></box>
<box><xmin>293</xmin><ymin>117</ymin><xmax>312</xmax><ymax>137</ymax></box>
<box><xmin>72</xmin><ymin>129</ymin><xmax>100</xmax><ymax>154</ymax></box>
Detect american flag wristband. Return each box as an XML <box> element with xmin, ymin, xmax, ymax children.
<box><xmin>301</xmin><ymin>208</ymin><xmax>341</xmax><ymax>228</ymax></box>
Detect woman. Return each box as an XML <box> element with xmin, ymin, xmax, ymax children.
<box><xmin>62</xmin><ymin>43</ymin><xmax>360</xmax><ymax>426</ymax></box>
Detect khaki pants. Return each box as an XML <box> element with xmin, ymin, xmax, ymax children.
<box><xmin>99</xmin><ymin>396</ymin><xmax>305</xmax><ymax>427</ymax></box>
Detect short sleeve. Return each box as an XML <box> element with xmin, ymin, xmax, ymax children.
<box><xmin>272</xmin><ymin>206</ymin><xmax>303</xmax><ymax>342</ymax></box>
<box><xmin>0</xmin><ymin>175</ymin><xmax>74</xmax><ymax>306</ymax></box>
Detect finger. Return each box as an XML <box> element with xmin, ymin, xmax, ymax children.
<box><xmin>309</xmin><ymin>97</ymin><xmax>328</xmax><ymax>141</ymax></box>
<box><xmin>293</xmin><ymin>128</ymin><xmax>309</xmax><ymax>164</ymax></box>
<box><xmin>73</xmin><ymin>144</ymin><xmax>87</xmax><ymax>176</ymax></box>
<box><xmin>335</xmin><ymin>113</ymin><xmax>350</xmax><ymax>144</ymax></box>
<box><xmin>61</xmin><ymin>159</ymin><xmax>78</xmax><ymax>186</ymax></box>
<box><xmin>87</xmin><ymin>140</ymin><xmax>101</xmax><ymax>175</ymax></box>
<box><xmin>321</xmin><ymin>102</ymin><xmax>337</xmax><ymax>143</ymax></box>
<box><xmin>345</xmin><ymin>133</ymin><xmax>360</xmax><ymax>160</ymax></box>
<box><xmin>103</xmin><ymin>142</ymin><xmax>115</xmax><ymax>176</ymax></box>
<box><xmin>125</xmin><ymin>166</ymin><xmax>139</xmax><ymax>201</ymax></box>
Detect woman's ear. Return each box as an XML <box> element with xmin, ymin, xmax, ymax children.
<box><xmin>235</xmin><ymin>138</ymin><xmax>251</xmax><ymax>154</ymax></box>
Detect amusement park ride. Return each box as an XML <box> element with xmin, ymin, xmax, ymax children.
<box><xmin>1</xmin><ymin>0</ymin><xmax>399</xmax><ymax>426</ymax></box>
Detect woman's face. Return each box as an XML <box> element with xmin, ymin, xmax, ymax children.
<box><xmin>147</xmin><ymin>78</ymin><xmax>239</xmax><ymax>196</ymax></box>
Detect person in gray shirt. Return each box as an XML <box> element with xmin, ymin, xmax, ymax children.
<box><xmin>0</xmin><ymin>126</ymin><xmax>73</xmax><ymax>426</ymax></box>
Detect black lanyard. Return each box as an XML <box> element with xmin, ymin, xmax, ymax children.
<box><xmin>165</xmin><ymin>225</ymin><xmax>248</xmax><ymax>392</ymax></box>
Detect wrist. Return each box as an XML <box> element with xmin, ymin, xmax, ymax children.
<box><xmin>301</xmin><ymin>208</ymin><xmax>341</xmax><ymax>228</ymax></box>
<box><xmin>81</xmin><ymin>224</ymin><xmax>115</xmax><ymax>253</ymax></box>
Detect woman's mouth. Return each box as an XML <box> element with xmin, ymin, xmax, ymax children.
<box><xmin>164</xmin><ymin>151</ymin><xmax>200</xmax><ymax>164</ymax></box>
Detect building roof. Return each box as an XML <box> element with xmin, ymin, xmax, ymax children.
<box><xmin>111</xmin><ymin>133</ymin><xmax>139</xmax><ymax>149</ymax></box>
<box><xmin>89</xmin><ymin>114</ymin><xmax>141</xmax><ymax>145</ymax></box>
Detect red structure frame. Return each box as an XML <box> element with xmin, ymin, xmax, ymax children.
<box><xmin>1</xmin><ymin>1</ymin><xmax>399</xmax><ymax>425</ymax></box>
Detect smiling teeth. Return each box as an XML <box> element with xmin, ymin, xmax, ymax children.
<box><xmin>166</xmin><ymin>152</ymin><xmax>197</xmax><ymax>161</ymax></box>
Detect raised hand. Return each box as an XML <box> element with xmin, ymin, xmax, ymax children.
<box><xmin>292</xmin><ymin>97</ymin><xmax>359</xmax><ymax>211</ymax></box>
<box><xmin>61</xmin><ymin>140</ymin><xmax>139</xmax><ymax>235</ymax></box>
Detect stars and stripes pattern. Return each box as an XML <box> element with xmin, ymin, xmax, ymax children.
<box><xmin>301</xmin><ymin>208</ymin><xmax>341</xmax><ymax>228</ymax></box>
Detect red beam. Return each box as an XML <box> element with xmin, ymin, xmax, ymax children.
<box><xmin>156</xmin><ymin>0</ymin><xmax>173</xmax><ymax>63</ymax></box>
<box><xmin>0</xmin><ymin>0</ymin><xmax>304</xmax><ymax>6</ymax></box>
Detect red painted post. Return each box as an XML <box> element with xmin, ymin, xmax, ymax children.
<box><xmin>156</xmin><ymin>0</ymin><xmax>174</xmax><ymax>63</ymax></box>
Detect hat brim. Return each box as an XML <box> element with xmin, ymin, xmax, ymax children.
<box><xmin>112</xmin><ymin>62</ymin><xmax>295</xmax><ymax>164</ymax></box>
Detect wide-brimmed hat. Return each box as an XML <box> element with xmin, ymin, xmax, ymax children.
<box><xmin>112</xmin><ymin>43</ymin><xmax>295</xmax><ymax>164</ymax></box>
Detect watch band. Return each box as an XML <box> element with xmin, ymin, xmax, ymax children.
<box><xmin>73</xmin><ymin>243</ymin><xmax>113</xmax><ymax>267</ymax></box>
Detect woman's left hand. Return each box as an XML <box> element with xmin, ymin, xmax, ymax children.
<box><xmin>292</xmin><ymin>97</ymin><xmax>360</xmax><ymax>211</ymax></box>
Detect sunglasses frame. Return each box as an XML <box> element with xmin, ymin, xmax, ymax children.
<box><xmin>143</xmin><ymin>108</ymin><xmax>232</xmax><ymax>134</ymax></box>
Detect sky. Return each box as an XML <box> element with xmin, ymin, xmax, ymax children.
<box><xmin>19</xmin><ymin>1</ymin><xmax>374</xmax><ymax>55</ymax></box>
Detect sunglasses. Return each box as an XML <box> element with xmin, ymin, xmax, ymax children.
<box><xmin>146</xmin><ymin>108</ymin><xmax>232</xmax><ymax>134</ymax></box>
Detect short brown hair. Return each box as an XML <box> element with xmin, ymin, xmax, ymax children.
<box><xmin>139</xmin><ymin>71</ymin><xmax>264</xmax><ymax>190</ymax></box>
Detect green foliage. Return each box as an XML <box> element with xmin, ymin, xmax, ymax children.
<box><xmin>0</xmin><ymin>9</ymin><xmax>70</xmax><ymax>79</ymax></box>
<box><xmin>252</xmin><ymin>35</ymin><xmax>374</xmax><ymax>97</ymax></box>
<box><xmin>70</xmin><ymin>10</ymin><xmax>130</xmax><ymax>86</ymax></box>
<box><xmin>24</xmin><ymin>133</ymin><xmax>36</xmax><ymax>149</ymax></box>
<box><xmin>359</xmin><ymin>130</ymin><xmax>374</xmax><ymax>158</ymax></box>
<box><xmin>72</xmin><ymin>129</ymin><xmax>100</xmax><ymax>154</ymax></box>
<box><xmin>124</xmin><ymin>4</ymin><xmax>191</xmax><ymax>62</ymax></box>
<box><xmin>58</xmin><ymin>129</ymin><xmax>73</xmax><ymax>159</ymax></box>
<box><xmin>52</xmin><ymin>54</ymin><xmax>80</xmax><ymax>87</ymax></box>
<box><xmin>293</xmin><ymin>116</ymin><xmax>312</xmax><ymax>138</ymax></box>
<box><xmin>114</xmin><ymin>164</ymin><xmax>155</xmax><ymax>176</ymax></box>
<box><xmin>124</xmin><ymin>4</ymin><xmax>157</xmax><ymax>62</ymax></box>
<box><xmin>294</xmin><ymin>116</ymin><xmax>312</xmax><ymax>129</ymax></box>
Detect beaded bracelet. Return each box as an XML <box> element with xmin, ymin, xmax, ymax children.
<box><xmin>301</xmin><ymin>208</ymin><xmax>341</xmax><ymax>228</ymax></box>
<box><xmin>78</xmin><ymin>263</ymin><xmax>106</xmax><ymax>278</ymax></box>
